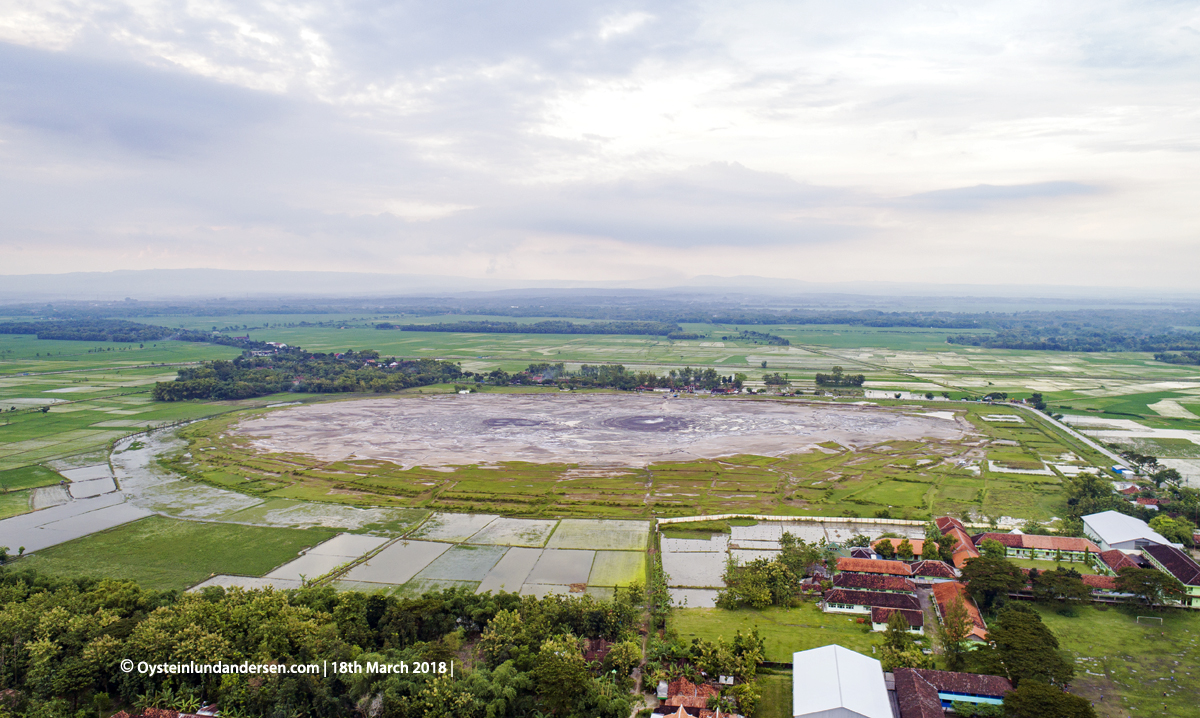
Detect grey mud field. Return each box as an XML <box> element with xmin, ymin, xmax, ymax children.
<box><xmin>235</xmin><ymin>394</ymin><xmax>971</xmax><ymax>467</ymax></box>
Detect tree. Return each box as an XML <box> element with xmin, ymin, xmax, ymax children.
<box><xmin>846</xmin><ymin>534</ymin><xmax>872</xmax><ymax>548</ymax></box>
<box><xmin>1149</xmin><ymin>514</ymin><xmax>1195</xmax><ymax>546</ymax></box>
<box><xmin>975</xmin><ymin>604</ymin><xmax>1074</xmax><ymax>687</ymax></box>
<box><xmin>980</xmin><ymin>539</ymin><xmax>1007</xmax><ymax>559</ymax></box>
<box><xmin>897</xmin><ymin>538</ymin><xmax>915</xmax><ymax>561</ymax></box>
<box><xmin>1151</xmin><ymin>467</ymin><xmax>1182</xmax><ymax>488</ymax></box>
<box><xmin>961</xmin><ymin>556</ymin><xmax>1025</xmax><ymax>612</ymax></box>
<box><xmin>875</xmin><ymin>540</ymin><xmax>896</xmax><ymax>559</ymax></box>
<box><xmin>937</xmin><ymin>595</ymin><xmax>973</xmax><ymax>671</ymax></box>
<box><xmin>883</xmin><ymin>610</ymin><xmax>913</xmax><ymax>650</ymax></box>
<box><xmin>880</xmin><ymin>644</ymin><xmax>934</xmax><ymax>671</ymax></box>
<box><xmin>533</xmin><ymin>633</ymin><xmax>589</xmax><ymax>716</ymax></box>
<box><xmin>1115</xmin><ymin>567</ymin><xmax>1186</xmax><ymax>606</ymax></box>
<box><xmin>1030</xmin><ymin>568</ymin><xmax>1090</xmax><ymax>605</ymax></box>
<box><xmin>1003</xmin><ymin>681</ymin><xmax>1096</xmax><ymax>718</ymax></box>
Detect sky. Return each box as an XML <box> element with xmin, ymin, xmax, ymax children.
<box><xmin>1</xmin><ymin>1</ymin><xmax>1198</xmax><ymax>289</ymax></box>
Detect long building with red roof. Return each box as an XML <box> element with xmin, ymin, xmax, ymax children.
<box><xmin>932</xmin><ymin>581</ymin><xmax>988</xmax><ymax>642</ymax></box>
<box><xmin>836</xmin><ymin>557</ymin><xmax>913</xmax><ymax>576</ymax></box>
<box><xmin>973</xmin><ymin>532</ymin><xmax>1100</xmax><ymax>561</ymax></box>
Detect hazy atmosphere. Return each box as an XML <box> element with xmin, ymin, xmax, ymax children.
<box><xmin>2</xmin><ymin>0</ymin><xmax>1198</xmax><ymax>288</ymax></box>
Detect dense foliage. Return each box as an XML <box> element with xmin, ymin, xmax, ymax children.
<box><xmin>1153</xmin><ymin>351</ymin><xmax>1200</xmax><ymax>365</ymax></box>
<box><xmin>814</xmin><ymin>366</ymin><xmax>866</xmax><ymax>387</ymax></box>
<box><xmin>383</xmin><ymin>320</ymin><xmax>680</xmax><ymax>336</ymax></box>
<box><xmin>716</xmin><ymin>532</ymin><xmax>833</xmax><ymax>609</ymax></box>
<box><xmin>468</xmin><ymin>362</ymin><xmax>745</xmax><ymax>392</ymax></box>
<box><xmin>949</xmin><ymin>329</ymin><xmax>1200</xmax><ymax>353</ymax></box>
<box><xmin>152</xmin><ymin>351</ymin><xmax>462</xmax><ymax>401</ymax></box>
<box><xmin>0</xmin><ymin>568</ymin><xmax>642</xmax><ymax>718</ymax></box>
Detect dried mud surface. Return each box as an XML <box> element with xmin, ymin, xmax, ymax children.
<box><xmin>234</xmin><ymin>394</ymin><xmax>969</xmax><ymax>468</ymax></box>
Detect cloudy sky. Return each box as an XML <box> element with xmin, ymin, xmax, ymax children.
<box><xmin>1</xmin><ymin>1</ymin><xmax>1198</xmax><ymax>289</ymax></box>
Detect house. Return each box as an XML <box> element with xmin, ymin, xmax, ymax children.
<box><xmin>870</xmin><ymin>607</ymin><xmax>924</xmax><ymax>635</ymax></box>
<box><xmin>653</xmin><ymin>677</ymin><xmax>744</xmax><ymax>718</ymax></box>
<box><xmin>823</xmin><ymin>589</ymin><xmax>921</xmax><ymax>615</ymax></box>
<box><xmin>1118</xmin><ymin>486</ymin><xmax>1141</xmax><ymax>496</ymax></box>
<box><xmin>972</xmin><ymin>532</ymin><xmax>1100</xmax><ymax>562</ymax></box>
<box><xmin>832</xmin><ymin>573</ymin><xmax>917</xmax><ymax>594</ymax></box>
<box><xmin>792</xmin><ymin>645</ymin><xmax>892</xmax><ymax>718</ymax></box>
<box><xmin>909</xmin><ymin>560</ymin><xmax>959</xmax><ymax>584</ymax></box>
<box><xmin>932</xmin><ymin>582</ymin><xmax>988</xmax><ymax>642</ymax></box>
<box><xmin>872</xmin><ymin>538</ymin><xmax>925</xmax><ymax>560</ymax></box>
<box><xmin>1134</xmin><ymin>497</ymin><xmax>1162</xmax><ymax>510</ymax></box>
<box><xmin>1142</xmin><ymin>544</ymin><xmax>1200</xmax><ymax>609</ymax></box>
<box><xmin>1082</xmin><ymin>511</ymin><xmax>1174</xmax><ymax>552</ymax></box>
<box><xmin>849</xmin><ymin>547</ymin><xmax>876</xmax><ymax>560</ymax></box>
<box><xmin>836</xmin><ymin>557</ymin><xmax>913</xmax><ymax>577</ymax></box>
<box><xmin>934</xmin><ymin>517</ymin><xmax>980</xmax><ymax>568</ymax></box>
<box><xmin>892</xmin><ymin>668</ymin><xmax>1012</xmax><ymax>715</ymax></box>
<box><xmin>1094</xmin><ymin>549</ymin><xmax>1139</xmax><ymax>576</ymax></box>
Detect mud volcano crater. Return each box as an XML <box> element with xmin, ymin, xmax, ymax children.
<box><xmin>603</xmin><ymin>415</ymin><xmax>691</xmax><ymax>432</ymax></box>
<box><xmin>482</xmin><ymin>418</ymin><xmax>545</xmax><ymax>428</ymax></box>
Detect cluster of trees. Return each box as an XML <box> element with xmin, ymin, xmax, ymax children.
<box><xmin>468</xmin><ymin>363</ymin><xmax>745</xmax><ymax>392</ymax></box>
<box><xmin>949</xmin><ymin>329</ymin><xmax>1200</xmax><ymax>353</ymax></box>
<box><xmin>381</xmin><ymin>320</ymin><xmax>681</xmax><ymax>336</ymax></box>
<box><xmin>716</xmin><ymin>533</ymin><xmax>834</xmax><ymax>609</ymax></box>
<box><xmin>642</xmin><ymin>630</ymin><xmax>765</xmax><ymax>716</ymax></box>
<box><xmin>0</xmin><ymin>568</ymin><xmax>643</xmax><ymax>718</ymax></box>
<box><xmin>1154</xmin><ymin>351</ymin><xmax>1200</xmax><ymax>365</ymax></box>
<box><xmin>721</xmin><ymin>330</ymin><xmax>789</xmax><ymax>346</ymax></box>
<box><xmin>814</xmin><ymin>366</ymin><xmax>866</xmax><ymax>387</ymax></box>
<box><xmin>152</xmin><ymin>351</ymin><xmax>463</xmax><ymax>401</ymax></box>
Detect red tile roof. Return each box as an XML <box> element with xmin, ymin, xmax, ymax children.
<box><xmin>824</xmin><ymin>588</ymin><xmax>921</xmax><ymax>611</ymax></box>
<box><xmin>894</xmin><ymin>668</ymin><xmax>944</xmax><ymax>718</ymax></box>
<box><xmin>1136</xmin><ymin>497</ymin><xmax>1165</xmax><ymax>506</ymax></box>
<box><xmin>932</xmin><ymin>581</ymin><xmax>987</xmax><ymax>641</ymax></box>
<box><xmin>833</xmin><ymin>573</ymin><xmax>917</xmax><ymax>593</ymax></box>
<box><xmin>1082</xmin><ymin>574</ymin><xmax>1118</xmax><ymax>590</ymax></box>
<box><xmin>1098</xmin><ymin>549</ymin><xmax>1138</xmax><ymax>573</ymax></box>
<box><xmin>936</xmin><ymin>516</ymin><xmax>966</xmax><ymax>533</ymax></box>
<box><xmin>905</xmin><ymin>668</ymin><xmax>1012</xmax><ymax>697</ymax></box>
<box><xmin>837</xmin><ymin>557</ymin><xmax>913</xmax><ymax>576</ymax></box>
<box><xmin>910</xmin><ymin>560</ymin><xmax>958</xmax><ymax>579</ymax></box>
<box><xmin>1143</xmin><ymin>544</ymin><xmax>1200</xmax><ymax>586</ymax></box>
<box><xmin>942</xmin><ymin>526</ymin><xmax>980</xmax><ymax>568</ymax></box>
<box><xmin>1119</xmin><ymin>486</ymin><xmax>1140</xmax><ymax>495</ymax></box>
<box><xmin>665</xmin><ymin>677</ymin><xmax>719</xmax><ymax>710</ymax></box>
<box><xmin>871</xmin><ymin>606</ymin><xmax>925</xmax><ymax>628</ymax></box>
<box><xmin>973</xmin><ymin>532</ymin><xmax>1100</xmax><ymax>553</ymax></box>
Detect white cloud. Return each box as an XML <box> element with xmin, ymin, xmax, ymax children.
<box><xmin>0</xmin><ymin>0</ymin><xmax>1198</xmax><ymax>289</ymax></box>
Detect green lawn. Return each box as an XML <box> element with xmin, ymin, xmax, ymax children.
<box><xmin>18</xmin><ymin>515</ymin><xmax>338</xmax><ymax>591</ymax></box>
<box><xmin>756</xmin><ymin>673</ymin><xmax>792</xmax><ymax>718</ymax></box>
<box><xmin>671</xmin><ymin>603</ymin><xmax>890</xmax><ymax>662</ymax></box>
<box><xmin>1037</xmin><ymin>605</ymin><xmax>1200</xmax><ymax>718</ymax></box>
<box><xmin>1007</xmin><ymin>557</ymin><xmax>1098</xmax><ymax>575</ymax></box>
<box><xmin>0</xmin><ymin>465</ymin><xmax>64</xmax><ymax>490</ymax></box>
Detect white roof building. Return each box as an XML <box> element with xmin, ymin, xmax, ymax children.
<box><xmin>1082</xmin><ymin>510</ymin><xmax>1174</xmax><ymax>552</ymax></box>
<box><xmin>792</xmin><ymin>645</ymin><xmax>892</xmax><ymax>718</ymax></box>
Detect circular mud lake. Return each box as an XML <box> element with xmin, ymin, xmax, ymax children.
<box><xmin>233</xmin><ymin>394</ymin><xmax>970</xmax><ymax>468</ymax></box>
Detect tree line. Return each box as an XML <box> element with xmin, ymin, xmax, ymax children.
<box><xmin>468</xmin><ymin>363</ymin><xmax>745</xmax><ymax>391</ymax></box>
<box><xmin>1154</xmin><ymin>351</ymin><xmax>1200</xmax><ymax>365</ymax></box>
<box><xmin>152</xmin><ymin>351</ymin><xmax>463</xmax><ymax>401</ymax></box>
<box><xmin>815</xmin><ymin>366</ymin><xmax>866</xmax><ymax>387</ymax></box>
<box><xmin>379</xmin><ymin>320</ymin><xmax>681</xmax><ymax>336</ymax></box>
<box><xmin>0</xmin><ymin>568</ymin><xmax>643</xmax><ymax>718</ymax></box>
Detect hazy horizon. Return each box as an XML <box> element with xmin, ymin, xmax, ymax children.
<box><xmin>2</xmin><ymin>2</ymin><xmax>1198</xmax><ymax>288</ymax></box>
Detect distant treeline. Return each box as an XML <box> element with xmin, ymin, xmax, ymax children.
<box><xmin>949</xmin><ymin>330</ymin><xmax>1200</xmax><ymax>353</ymax></box>
<box><xmin>0</xmin><ymin>318</ymin><xmax>279</xmax><ymax>352</ymax></box>
<box><xmin>1154</xmin><ymin>351</ymin><xmax>1200</xmax><ymax>365</ymax></box>
<box><xmin>380</xmin><ymin>320</ymin><xmax>680</xmax><ymax>336</ymax></box>
<box><xmin>469</xmin><ymin>362</ymin><xmax>744</xmax><ymax>391</ymax></box>
<box><xmin>153</xmin><ymin>350</ymin><xmax>462</xmax><ymax>400</ymax></box>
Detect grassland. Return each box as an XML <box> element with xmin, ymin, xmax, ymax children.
<box><xmin>671</xmin><ymin>603</ymin><xmax>898</xmax><ymax>661</ymax></box>
<box><xmin>756</xmin><ymin>673</ymin><xmax>793</xmax><ymax>718</ymax></box>
<box><xmin>1038</xmin><ymin>605</ymin><xmax>1200</xmax><ymax>718</ymax></box>
<box><xmin>17</xmin><ymin>515</ymin><xmax>337</xmax><ymax>591</ymax></box>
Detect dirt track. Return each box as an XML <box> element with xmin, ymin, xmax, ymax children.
<box><xmin>234</xmin><ymin>394</ymin><xmax>969</xmax><ymax>468</ymax></box>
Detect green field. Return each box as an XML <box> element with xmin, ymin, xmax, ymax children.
<box><xmin>671</xmin><ymin>603</ymin><xmax>895</xmax><ymax>661</ymax></box>
<box><xmin>1038</xmin><ymin>605</ymin><xmax>1200</xmax><ymax>718</ymax></box>
<box><xmin>756</xmin><ymin>673</ymin><xmax>793</xmax><ymax>718</ymax></box>
<box><xmin>17</xmin><ymin>515</ymin><xmax>338</xmax><ymax>591</ymax></box>
<box><xmin>1007</xmin><ymin>557</ymin><xmax>1098</xmax><ymax>575</ymax></box>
